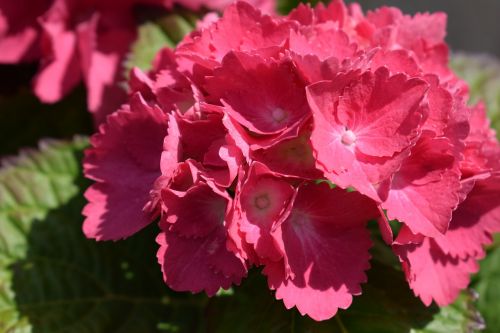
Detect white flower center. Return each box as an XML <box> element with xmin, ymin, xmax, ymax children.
<box><xmin>341</xmin><ymin>129</ymin><xmax>356</xmax><ymax>146</ymax></box>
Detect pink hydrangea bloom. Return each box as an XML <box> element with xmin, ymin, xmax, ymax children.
<box><xmin>0</xmin><ymin>0</ymin><xmax>277</xmax><ymax>123</ymax></box>
<box><xmin>82</xmin><ymin>0</ymin><xmax>500</xmax><ymax>321</ymax></box>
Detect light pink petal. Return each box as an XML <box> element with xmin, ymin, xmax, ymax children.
<box><xmin>176</xmin><ymin>1</ymin><xmax>293</xmax><ymax>70</ymax></box>
<box><xmin>238</xmin><ymin>162</ymin><xmax>295</xmax><ymax>261</ymax></box>
<box><xmin>289</xmin><ymin>25</ymin><xmax>356</xmax><ymax>61</ymax></box>
<box><xmin>84</xmin><ymin>12</ymin><xmax>136</xmax><ymax>123</ymax></box>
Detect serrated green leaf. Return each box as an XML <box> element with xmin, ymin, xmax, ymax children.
<box><xmin>0</xmin><ymin>138</ymin><xmax>205</xmax><ymax>333</ymax></box>
<box><xmin>451</xmin><ymin>53</ymin><xmax>500</xmax><ymax>134</ymax></box>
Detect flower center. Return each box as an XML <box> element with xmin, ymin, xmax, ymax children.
<box><xmin>271</xmin><ymin>108</ymin><xmax>287</xmax><ymax>122</ymax></box>
<box><xmin>341</xmin><ymin>129</ymin><xmax>356</xmax><ymax>145</ymax></box>
<box><xmin>254</xmin><ymin>194</ymin><xmax>271</xmax><ymax>210</ymax></box>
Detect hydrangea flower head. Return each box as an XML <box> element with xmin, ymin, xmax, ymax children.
<box><xmin>82</xmin><ymin>0</ymin><xmax>500</xmax><ymax>321</ymax></box>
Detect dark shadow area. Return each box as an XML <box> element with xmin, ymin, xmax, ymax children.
<box><xmin>0</xmin><ymin>84</ymin><xmax>93</xmax><ymax>157</ymax></box>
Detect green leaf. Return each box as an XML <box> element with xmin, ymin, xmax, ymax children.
<box><xmin>412</xmin><ymin>292</ymin><xmax>485</xmax><ymax>333</ymax></box>
<box><xmin>125</xmin><ymin>10</ymin><xmax>197</xmax><ymax>74</ymax></box>
<box><xmin>473</xmin><ymin>246</ymin><xmax>500</xmax><ymax>333</ymax></box>
<box><xmin>451</xmin><ymin>53</ymin><xmax>500</xmax><ymax>134</ymax></box>
<box><xmin>125</xmin><ymin>21</ymin><xmax>175</xmax><ymax>73</ymax></box>
<box><xmin>0</xmin><ymin>138</ymin><xmax>205</xmax><ymax>332</ymax></box>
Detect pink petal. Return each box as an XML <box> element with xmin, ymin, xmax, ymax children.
<box><xmin>83</xmin><ymin>94</ymin><xmax>168</xmax><ymax>240</ymax></box>
<box><xmin>265</xmin><ymin>183</ymin><xmax>379</xmax><ymax>321</ymax></box>
<box><xmin>393</xmin><ymin>230</ymin><xmax>478</xmax><ymax>306</ymax></box>
<box><xmin>238</xmin><ymin>162</ymin><xmax>295</xmax><ymax>261</ymax></box>
<box><xmin>382</xmin><ymin>137</ymin><xmax>461</xmax><ymax>237</ymax></box>
<box><xmin>156</xmin><ymin>228</ymin><xmax>246</xmax><ymax>296</ymax></box>
<box><xmin>207</xmin><ymin>52</ymin><xmax>309</xmax><ymax>135</ymax></box>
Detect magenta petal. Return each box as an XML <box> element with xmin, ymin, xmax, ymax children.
<box><xmin>83</xmin><ymin>182</ymin><xmax>152</xmax><ymax>241</ymax></box>
<box><xmin>83</xmin><ymin>94</ymin><xmax>168</xmax><ymax>240</ymax></box>
<box><xmin>162</xmin><ymin>182</ymin><xmax>229</xmax><ymax>239</ymax></box>
<box><xmin>156</xmin><ymin>228</ymin><xmax>246</xmax><ymax>296</ymax></box>
<box><xmin>266</xmin><ymin>183</ymin><xmax>379</xmax><ymax>321</ymax></box>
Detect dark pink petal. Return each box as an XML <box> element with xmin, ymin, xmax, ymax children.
<box><xmin>0</xmin><ymin>0</ymin><xmax>48</xmax><ymax>62</ymax></box>
<box><xmin>156</xmin><ymin>228</ymin><xmax>246</xmax><ymax>296</ymax></box>
<box><xmin>83</xmin><ymin>94</ymin><xmax>168</xmax><ymax>240</ymax></box>
<box><xmin>265</xmin><ymin>183</ymin><xmax>379</xmax><ymax>321</ymax></box>
<box><xmin>162</xmin><ymin>182</ymin><xmax>229</xmax><ymax>238</ymax></box>
<box><xmin>83</xmin><ymin>182</ymin><xmax>153</xmax><ymax>241</ymax></box>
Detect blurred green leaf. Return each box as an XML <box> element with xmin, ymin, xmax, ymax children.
<box><xmin>473</xmin><ymin>247</ymin><xmax>500</xmax><ymax>333</ymax></box>
<box><xmin>125</xmin><ymin>10</ymin><xmax>197</xmax><ymax>74</ymax></box>
<box><xmin>125</xmin><ymin>21</ymin><xmax>175</xmax><ymax>73</ymax></box>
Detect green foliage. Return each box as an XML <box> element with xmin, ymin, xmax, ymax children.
<box><xmin>473</xmin><ymin>247</ymin><xmax>500</xmax><ymax>333</ymax></box>
<box><xmin>125</xmin><ymin>10</ymin><xmax>197</xmax><ymax>74</ymax></box>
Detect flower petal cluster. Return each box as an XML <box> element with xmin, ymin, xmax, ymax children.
<box><xmin>82</xmin><ymin>1</ymin><xmax>500</xmax><ymax>321</ymax></box>
<box><xmin>0</xmin><ymin>0</ymin><xmax>275</xmax><ymax>124</ymax></box>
